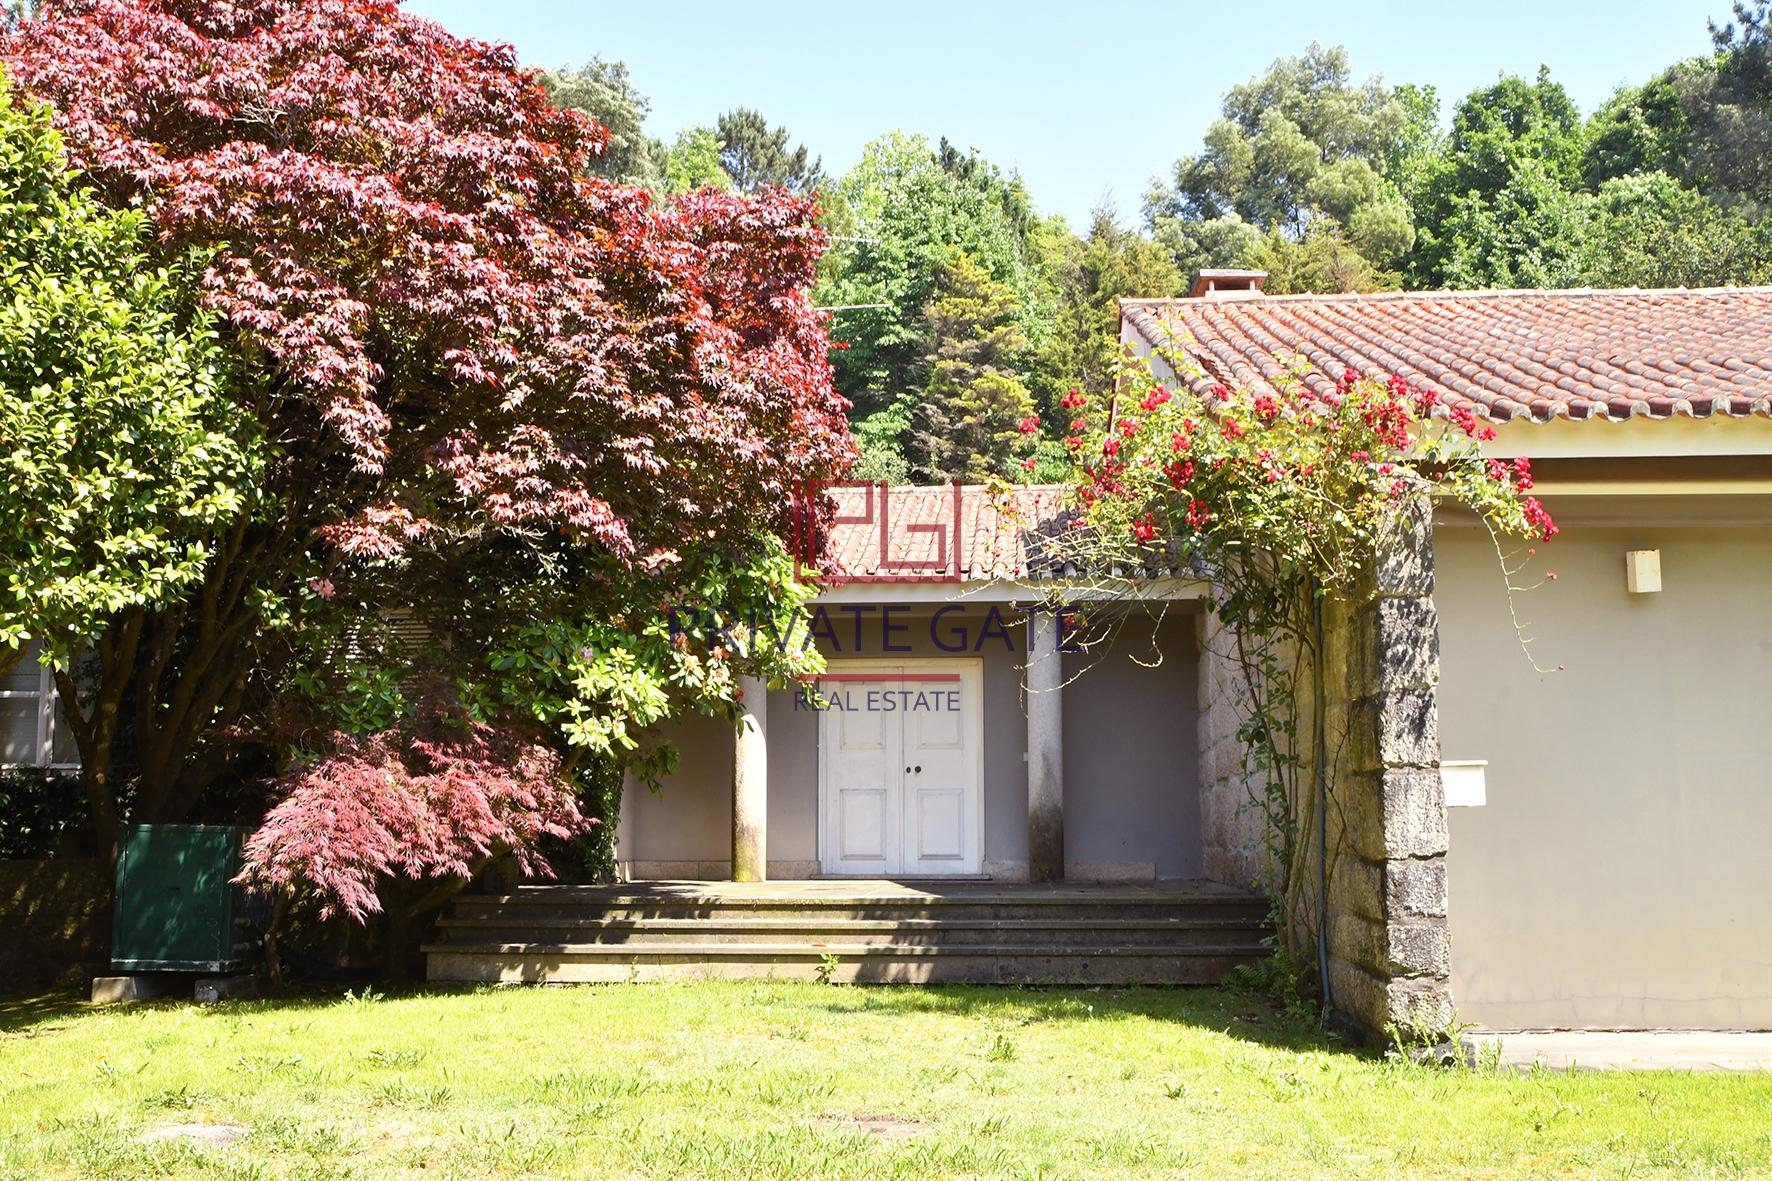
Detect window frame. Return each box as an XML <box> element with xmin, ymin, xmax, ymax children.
<box><xmin>1</xmin><ymin>648</ymin><xmax>80</xmax><ymax>770</ymax></box>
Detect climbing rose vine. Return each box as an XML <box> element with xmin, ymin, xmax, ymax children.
<box><xmin>1064</xmin><ymin>358</ymin><xmax>1554</xmax><ymax>585</ymax></box>
<box><xmin>1047</xmin><ymin>349</ymin><xmax>1556</xmax><ymax>1030</ymax></box>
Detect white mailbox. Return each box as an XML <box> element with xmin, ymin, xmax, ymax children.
<box><xmin>1441</xmin><ymin>760</ymin><xmax>1487</xmax><ymax>808</ymax></box>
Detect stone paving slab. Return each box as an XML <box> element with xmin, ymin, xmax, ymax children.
<box><xmin>512</xmin><ymin>878</ymin><xmax>1261</xmax><ymax>904</ymax></box>
<box><xmin>1465</xmin><ymin>1030</ymin><xmax>1772</xmax><ymax>1072</ymax></box>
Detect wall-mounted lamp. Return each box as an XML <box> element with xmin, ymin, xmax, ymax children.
<box><xmin>1625</xmin><ymin>549</ymin><xmax>1661</xmax><ymax>594</ymax></box>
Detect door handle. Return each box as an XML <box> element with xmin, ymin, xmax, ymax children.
<box><xmin>914</xmin><ymin>765</ymin><xmax>922</xmax><ymax>774</ymax></box>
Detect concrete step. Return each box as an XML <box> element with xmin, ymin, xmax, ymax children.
<box><xmin>423</xmin><ymin>941</ymin><xmax>1262</xmax><ymax>985</ymax></box>
<box><xmin>426</xmin><ymin>882</ymin><xmax>1273</xmax><ymax>985</ymax></box>
<box><xmin>431</xmin><ymin>914</ymin><xmax>1272</xmax><ymax>949</ymax></box>
<box><xmin>450</xmin><ymin>890</ymin><xmax>1269</xmax><ymax>925</ymax></box>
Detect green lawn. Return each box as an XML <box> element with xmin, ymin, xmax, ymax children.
<box><xmin>3</xmin><ymin>983</ymin><xmax>1770</xmax><ymax>1180</ymax></box>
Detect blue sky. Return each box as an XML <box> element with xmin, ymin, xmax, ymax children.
<box><xmin>406</xmin><ymin>0</ymin><xmax>1730</xmax><ymax>228</ymax></box>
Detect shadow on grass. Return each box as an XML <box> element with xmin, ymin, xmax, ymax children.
<box><xmin>1</xmin><ymin>979</ymin><xmax>1369</xmax><ymax>1060</ymax></box>
<box><xmin>782</xmin><ymin>982</ymin><xmax>1371</xmax><ymax>1057</ymax></box>
<box><xmin>0</xmin><ymin>980</ymin><xmax>486</xmax><ymax>1035</ymax></box>
<box><xmin>0</xmin><ymin>989</ymin><xmax>88</xmax><ymax>1035</ymax></box>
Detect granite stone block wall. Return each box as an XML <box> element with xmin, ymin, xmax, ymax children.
<box><xmin>1195</xmin><ymin>497</ymin><xmax>1452</xmax><ymax>1040</ymax></box>
<box><xmin>1195</xmin><ymin>610</ymin><xmax>1267</xmax><ymax>891</ymax></box>
<box><xmin>1315</xmin><ymin>498</ymin><xmax>1453</xmax><ymax>1038</ymax></box>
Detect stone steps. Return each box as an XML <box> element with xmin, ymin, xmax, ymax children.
<box><xmin>433</xmin><ymin>914</ymin><xmax>1272</xmax><ymax>949</ymax></box>
<box><xmin>425</xmin><ymin>942</ymin><xmax>1265</xmax><ymax>985</ymax></box>
<box><xmin>443</xmin><ymin>888</ymin><xmax>1270</xmax><ymax>924</ymax></box>
<box><xmin>425</xmin><ymin>881</ymin><xmax>1273</xmax><ymax>985</ymax></box>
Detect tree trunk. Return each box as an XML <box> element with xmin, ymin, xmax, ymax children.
<box><xmin>56</xmin><ymin>607</ymin><xmax>145</xmax><ymax>866</ymax></box>
<box><xmin>128</xmin><ymin>511</ymin><xmax>310</xmax><ymax>820</ymax></box>
<box><xmin>264</xmin><ymin>889</ymin><xmax>290</xmax><ymax>987</ymax></box>
<box><xmin>381</xmin><ymin>868</ymin><xmax>483</xmax><ymax>982</ymax></box>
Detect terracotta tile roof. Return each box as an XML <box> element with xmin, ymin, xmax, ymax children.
<box><xmin>1121</xmin><ymin>288</ymin><xmax>1772</xmax><ymax>423</ymax></box>
<box><xmin>822</xmin><ymin>483</ymin><xmax>1071</xmax><ymax>582</ymax></box>
<box><xmin>819</xmin><ymin>482</ymin><xmax>1199</xmax><ymax>585</ymax></box>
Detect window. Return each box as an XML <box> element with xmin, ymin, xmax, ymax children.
<box><xmin>1</xmin><ymin>643</ymin><xmax>79</xmax><ymax>768</ymax></box>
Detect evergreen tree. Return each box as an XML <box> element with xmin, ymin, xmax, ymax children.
<box><xmin>1588</xmin><ymin>171</ymin><xmax>1772</xmax><ymax>287</ymax></box>
<box><xmin>1582</xmin><ymin>69</ymin><xmax>1696</xmax><ymax>189</ymax></box>
<box><xmin>541</xmin><ymin>58</ymin><xmax>664</xmax><ymax>188</ymax></box>
<box><xmin>715</xmin><ymin>107</ymin><xmax>822</xmax><ymax>194</ymax></box>
<box><xmin>818</xmin><ymin>131</ymin><xmax>1039</xmax><ymax>416</ymax></box>
<box><xmin>1405</xmin><ymin>59</ymin><xmax>1772</xmax><ymax>290</ymax></box>
<box><xmin>913</xmin><ymin>254</ymin><xmax>1037</xmax><ymax>483</ymax></box>
<box><xmin>1683</xmin><ymin>2</ymin><xmax>1772</xmax><ymax>213</ymax></box>
<box><xmin>1041</xmin><ymin>204</ymin><xmax>1184</xmax><ymax>404</ymax></box>
<box><xmin>936</xmin><ymin>136</ymin><xmax>1036</xmax><ymax>245</ymax></box>
<box><xmin>1145</xmin><ymin>43</ymin><xmax>1416</xmax><ymax>288</ymax></box>
<box><xmin>1407</xmin><ymin>70</ymin><xmax>1592</xmax><ymax>287</ymax></box>
<box><xmin>1250</xmin><ymin>217</ymin><xmax>1392</xmax><ymax>293</ymax></box>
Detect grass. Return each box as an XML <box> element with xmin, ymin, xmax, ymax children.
<box><xmin>2</xmin><ymin>982</ymin><xmax>1771</xmax><ymax>1180</ymax></box>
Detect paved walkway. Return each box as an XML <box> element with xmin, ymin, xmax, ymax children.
<box><xmin>1465</xmin><ymin>1030</ymin><xmax>1772</xmax><ymax>1072</ymax></box>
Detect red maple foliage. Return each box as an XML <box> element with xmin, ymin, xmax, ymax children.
<box><xmin>0</xmin><ymin>0</ymin><xmax>855</xmax><ymax>832</ymax></box>
<box><xmin>1</xmin><ymin>0</ymin><xmax>854</xmax><ymax>559</ymax></box>
<box><xmin>237</xmin><ymin>702</ymin><xmax>590</xmax><ymax>921</ymax></box>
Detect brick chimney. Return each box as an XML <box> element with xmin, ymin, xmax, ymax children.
<box><xmin>1188</xmin><ymin>269</ymin><xmax>1268</xmax><ymax>300</ymax></box>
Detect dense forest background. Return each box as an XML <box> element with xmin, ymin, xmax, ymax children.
<box><xmin>546</xmin><ymin>2</ymin><xmax>1772</xmax><ymax>483</ymax></box>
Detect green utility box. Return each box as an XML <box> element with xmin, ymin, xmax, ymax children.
<box><xmin>111</xmin><ymin>824</ymin><xmax>265</xmax><ymax>972</ymax></box>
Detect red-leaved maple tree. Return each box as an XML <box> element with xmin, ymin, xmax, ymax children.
<box><xmin>4</xmin><ymin>0</ymin><xmax>850</xmax><ymax>554</ymax></box>
<box><xmin>235</xmin><ymin>694</ymin><xmax>588</xmax><ymax>974</ymax></box>
<box><xmin>238</xmin><ymin>706</ymin><xmax>584</xmax><ymax>924</ymax></box>
<box><xmin>2</xmin><ymin>0</ymin><xmax>853</xmax><ymax>850</ymax></box>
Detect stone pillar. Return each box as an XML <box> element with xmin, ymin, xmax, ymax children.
<box><xmin>1025</xmin><ymin>611</ymin><xmax>1065</xmax><ymax>882</ymax></box>
<box><xmin>1321</xmin><ymin>496</ymin><xmax>1453</xmax><ymax>1040</ymax></box>
<box><xmin>1196</xmin><ymin>609</ymin><xmax>1266</xmax><ymax>889</ymax></box>
<box><xmin>732</xmin><ymin>676</ymin><xmax>767</xmax><ymax>882</ymax></box>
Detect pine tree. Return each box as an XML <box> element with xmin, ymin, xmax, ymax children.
<box><xmin>913</xmin><ymin>254</ymin><xmax>1037</xmax><ymax>482</ymax></box>
<box><xmin>715</xmin><ymin>107</ymin><xmax>822</xmax><ymax>194</ymax></box>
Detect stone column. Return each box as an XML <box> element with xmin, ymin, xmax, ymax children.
<box><xmin>1321</xmin><ymin>496</ymin><xmax>1453</xmax><ymax>1040</ymax></box>
<box><xmin>1196</xmin><ymin>609</ymin><xmax>1265</xmax><ymax>889</ymax></box>
<box><xmin>732</xmin><ymin>676</ymin><xmax>768</xmax><ymax>882</ymax></box>
<box><xmin>1025</xmin><ymin>611</ymin><xmax>1065</xmax><ymax>882</ymax></box>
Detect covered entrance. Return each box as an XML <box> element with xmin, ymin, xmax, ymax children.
<box><xmin>817</xmin><ymin>660</ymin><xmax>983</xmax><ymax>876</ymax></box>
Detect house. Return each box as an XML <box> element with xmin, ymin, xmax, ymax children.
<box><xmin>557</xmin><ymin>274</ymin><xmax>1772</xmax><ymax>1034</ymax></box>
<box><xmin>615</xmin><ymin>481</ymin><xmax>1210</xmax><ymax>887</ymax></box>
<box><xmin>1</xmin><ymin>645</ymin><xmax>76</xmax><ymax>769</ymax></box>
<box><xmin>1122</xmin><ymin>273</ymin><xmax>1772</xmax><ymax>1032</ymax></box>
<box><xmin>511</xmin><ymin>482</ymin><xmax>1284</xmax><ymax>989</ymax></box>
<box><xmin>11</xmin><ymin>269</ymin><xmax>1767</xmax><ymax>1035</ymax></box>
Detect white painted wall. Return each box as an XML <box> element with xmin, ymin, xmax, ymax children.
<box><xmin>1436</xmin><ymin>502</ymin><xmax>1772</xmax><ymax>1029</ymax></box>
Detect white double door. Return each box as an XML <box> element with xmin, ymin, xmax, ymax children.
<box><xmin>818</xmin><ymin>661</ymin><xmax>982</xmax><ymax>876</ymax></box>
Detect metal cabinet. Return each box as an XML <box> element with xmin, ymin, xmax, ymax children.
<box><xmin>111</xmin><ymin>824</ymin><xmax>264</xmax><ymax>972</ymax></box>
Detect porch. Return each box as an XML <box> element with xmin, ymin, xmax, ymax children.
<box><xmin>616</xmin><ymin>601</ymin><xmax>1214</xmax><ymax>887</ymax></box>
<box><xmin>612</xmin><ymin>483</ymin><xmax>1215</xmax><ymax>888</ymax></box>
<box><xmin>423</xmin><ymin>878</ymin><xmax>1271</xmax><ymax>985</ymax></box>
